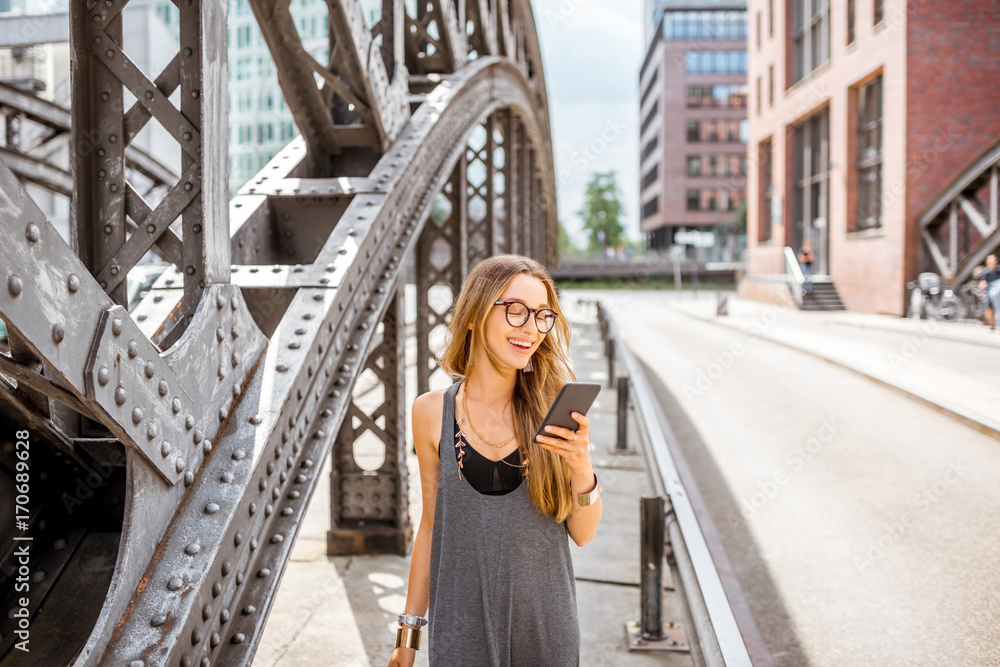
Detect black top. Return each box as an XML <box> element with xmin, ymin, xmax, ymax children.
<box><xmin>984</xmin><ymin>267</ymin><xmax>1000</xmax><ymax>286</ymax></box>
<box><xmin>440</xmin><ymin>415</ymin><xmax>524</xmax><ymax>495</ymax></box>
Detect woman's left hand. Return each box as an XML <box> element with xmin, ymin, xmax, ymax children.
<box><xmin>534</xmin><ymin>412</ymin><xmax>592</xmax><ymax>474</ymax></box>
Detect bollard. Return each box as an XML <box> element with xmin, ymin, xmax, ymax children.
<box><xmin>606</xmin><ymin>339</ymin><xmax>616</xmax><ymax>388</ymax></box>
<box><xmin>716</xmin><ymin>290</ymin><xmax>728</xmax><ymax>316</ymax></box>
<box><xmin>616</xmin><ymin>376</ymin><xmax>629</xmax><ymax>451</ymax></box>
<box><xmin>640</xmin><ymin>496</ymin><xmax>665</xmax><ymax>640</ymax></box>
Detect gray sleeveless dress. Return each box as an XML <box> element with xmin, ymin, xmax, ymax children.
<box><xmin>427</xmin><ymin>379</ymin><xmax>581</xmax><ymax>667</ymax></box>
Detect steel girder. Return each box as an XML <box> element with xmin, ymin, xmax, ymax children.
<box><xmin>918</xmin><ymin>138</ymin><xmax>1000</xmax><ymax>284</ymax></box>
<box><xmin>0</xmin><ymin>0</ymin><xmax>556</xmax><ymax>665</ymax></box>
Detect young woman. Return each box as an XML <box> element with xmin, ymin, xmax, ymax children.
<box><xmin>387</xmin><ymin>255</ymin><xmax>602</xmax><ymax>667</ymax></box>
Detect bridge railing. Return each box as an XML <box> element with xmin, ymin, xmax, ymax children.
<box><xmin>592</xmin><ymin>299</ymin><xmax>761</xmax><ymax>667</ymax></box>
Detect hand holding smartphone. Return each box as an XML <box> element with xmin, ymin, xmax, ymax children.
<box><xmin>533</xmin><ymin>382</ymin><xmax>602</xmax><ymax>443</ymax></box>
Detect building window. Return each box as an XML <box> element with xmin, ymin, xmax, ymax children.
<box><xmin>847</xmin><ymin>0</ymin><xmax>856</xmax><ymax>44</ymax></box>
<box><xmin>686</xmin><ymin>84</ymin><xmax>747</xmax><ymax>109</ymax></box>
<box><xmin>792</xmin><ymin>109</ymin><xmax>830</xmax><ymax>268</ymax></box>
<box><xmin>756</xmin><ymin>76</ymin><xmax>762</xmax><ymax>115</ymax></box>
<box><xmin>874</xmin><ymin>0</ymin><xmax>884</xmax><ymax>24</ymax></box>
<box><xmin>640</xmin><ymin>100</ymin><xmax>660</xmax><ymax>136</ymax></box>
<box><xmin>856</xmin><ymin>76</ymin><xmax>883</xmax><ymax>230</ymax></box>
<box><xmin>640</xmin><ymin>68</ymin><xmax>660</xmax><ymax>108</ymax></box>
<box><xmin>641</xmin><ymin>134</ymin><xmax>659</xmax><ymax>162</ymax></box>
<box><xmin>642</xmin><ymin>196</ymin><xmax>660</xmax><ymax>220</ymax></box>
<box><xmin>641</xmin><ymin>164</ymin><xmax>659</xmax><ymax>190</ymax></box>
<box><xmin>687</xmin><ymin>120</ymin><xmax>700</xmax><ymax>142</ymax></box>
<box><xmin>756</xmin><ymin>11</ymin><xmax>762</xmax><ymax>50</ymax></box>
<box><xmin>759</xmin><ymin>138</ymin><xmax>773</xmax><ymax>242</ymax></box>
<box><xmin>768</xmin><ymin>65</ymin><xmax>774</xmax><ymax>106</ymax></box>
<box><xmin>663</xmin><ymin>11</ymin><xmax>747</xmax><ymax>40</ymax></box>
<box><xmin>687</xmin><ymin>156</ymin><xmax>702</xmax><ymax>176</ymax></box>
<box><xmin>686</xmin><ymin>189</ymin><xmax>700</xmax><ymax>211</ymax></box>
<box><xmin>768</xmin><ymin>0</ymin><xmax>774</xmax><ymax>37</ymax></box>
<box><xmin>791</xmin><ymin>0</ymin><xmax>830</xmax><ymax>84</ymax></box>
<box><xmin>684</xmin><ymin>51</ymin><xmax>748</xmax><ymax>74</ymax></box>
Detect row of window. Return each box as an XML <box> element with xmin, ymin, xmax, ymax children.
<box><xmin>685</xmin><ymin>50</ymin><xmax>748</xmax><ymax>74</ymax></box>
<box><xmin>687</xmin><ymin>84</ymin><xmax>747</xmax><ymax>109</ymax></box>
<box><xmin>640</xmin><ymin>100</ymin><xmax>660</xmax><ymax>137</ymax></box>
<box><xmin>687</xmin><ymin>154</ymin><xmax>748</xmax><ymax>177</ymax></box>
<box><xmin>233</xmin><ymin>56</ymin><xmax>276</xmax><ymax>81</ymax></box>
<box><xmin>787</xmin><ymin>0</ymin><xmax>886</xmax><ymax>84</ymax></box>
<box><xmin>757</xmin><ymin>75</ymin><xmax>884</xmax><ymax>242</ymax></box>
<box><xmin>233</xmin><ymin>121</ymin><xmax>298</xmax><ymax>146</ymax></box>
<box><xmin>662</xmin><ymin>10</ymin><xmax>747</xmax><ymax>41</ymax></box>
<box><xmin>686</xmin><ymin>119</ymin><xmax>750</xmax><ymax>144</ymax></box>
<box><xmin>230</xmin><ymin>89</ymin><xmax>284</xmax><ymax>114</ymax></box>
<box><xmin>686</xmin><ymin>188</ymin><xmax>745</xmax><ymax>212</ymax></box>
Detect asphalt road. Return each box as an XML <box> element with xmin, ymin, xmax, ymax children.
<box><xmin>570</xmin><ymin>290</ymin><xmax>1000</xmax><ymax>667</ymax></box>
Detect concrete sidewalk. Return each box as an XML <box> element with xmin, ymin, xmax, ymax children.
<box><xmin>254</xmin><ymin>302</ymin><xmax>694</xmax><ymax>666</ymax></box>
<box><xmin>652</xmin><ymin>291</ymin><xmax>1000</xmax><ymax>440</ymax></box>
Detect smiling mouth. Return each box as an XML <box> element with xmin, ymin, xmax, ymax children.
<box><xmin>507</xmin><ymin>337</ymin><xmax>533</xmax><ymax>352</ymax></box>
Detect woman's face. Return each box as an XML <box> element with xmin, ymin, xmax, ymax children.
<box><xmin>480</xmin><ymin>273</ymin><xmax>550</xmax><ymax>372</ymax></box>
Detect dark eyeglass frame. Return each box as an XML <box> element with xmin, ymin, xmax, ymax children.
<box><xmin>492</xmin><ymin>300</ymin><xmax>558</xmax><ymax>333</ymax></box>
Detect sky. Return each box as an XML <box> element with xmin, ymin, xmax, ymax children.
<box><xmin>530</xmin><ymin>0</ymin><xmax>646</xmax><ymax>247</ymax></box>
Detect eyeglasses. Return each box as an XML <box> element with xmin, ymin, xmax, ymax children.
<box><xmin>493</xmin><ymin>300</ymin><xmax>558</xmax><ymax>333</ymax></box>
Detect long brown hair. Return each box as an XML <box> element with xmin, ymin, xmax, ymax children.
<box><xmin>438</xmin><ymin>255</ymin><xmax>577</xmax><ymax>522</ymax></box>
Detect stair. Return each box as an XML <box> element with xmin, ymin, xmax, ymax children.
<box><xmin>800</xmin><ymin>280</ymin><xmax>846</xmax><ymax>311</ymax></box>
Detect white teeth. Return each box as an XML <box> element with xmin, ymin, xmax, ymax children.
<box><xmin>507</xmin><ymin>338</ymin><xmax>531</xmax><ymax>348</ymax></box>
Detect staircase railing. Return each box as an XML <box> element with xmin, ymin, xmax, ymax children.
<box><xmin>783</xmin><ymin>246</ymin><xmax>805</xmax><ymax>308</ymax></box>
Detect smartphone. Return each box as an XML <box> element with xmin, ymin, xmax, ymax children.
<box><xmin>534</xmin><ymin>382</ymin><xmax>602</xmax><ymax>442</ymax></box>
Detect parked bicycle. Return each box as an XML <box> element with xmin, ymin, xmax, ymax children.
<box><xmin>906</xmin><ymin>272</ymin><xmax>963</xmax><ymax>321</ymax></box>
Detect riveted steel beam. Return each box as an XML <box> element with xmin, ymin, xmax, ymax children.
<box><xmin>404</xmin><ymin>0</ymin><xmax>467</xmax><ymax>74</ymax></box>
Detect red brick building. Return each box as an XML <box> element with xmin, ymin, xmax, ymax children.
<box><xmin>742</xmin><ymin>0</ymin><xmax>1000</xmax><ymax>314</ymax></box>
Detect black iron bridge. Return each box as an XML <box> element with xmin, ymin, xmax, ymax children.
<box><xmin>0</xmin><ymin>2</ymin><xmax>753</xmax><ymax>665</ymax></box>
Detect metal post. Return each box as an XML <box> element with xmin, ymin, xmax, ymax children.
<box><xmin>640</xmin><ymin>496</ymin><xmax>665</xmax><ymax>639</ymax></box>
<box><xmin>606</xmin><ymin>337</ymin><xmax>615</xmax><ymax>388</ymax></box>
<box><xmin>716</xmin><ymin>290</ymin><xmax>728</xmax><ymax>316</ymax></box>
<box><xmin>616</xmin><ymin>375</ymin><xmax>629</xmax><ymax>451</ymax></box>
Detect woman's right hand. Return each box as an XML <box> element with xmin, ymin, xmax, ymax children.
<box><xmin>387</xmin><ymin>647</ymin><xmax>416</xmax><ymax>667</ymax></box>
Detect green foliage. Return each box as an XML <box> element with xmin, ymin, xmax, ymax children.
<box><xmin>557</xmin><ymin>220</ymin><xmax>582</xmax><ymax>261</ymax></box>
<box><xmin>578</xmin><ymin>171</ymin><xmax>626</xmax><ymax>252</ymax></box>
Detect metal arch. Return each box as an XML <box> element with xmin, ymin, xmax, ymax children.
<box><xmin>918</xmin><ymin>138</ymin><xmax>1000</xmax><ymax>284</ymax></box>
<box><xmin>0</xmin><ymin>1</ymin><xmax>557</xmax><ymax>665</ymax></box>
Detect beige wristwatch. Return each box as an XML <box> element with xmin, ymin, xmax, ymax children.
<box><xmin>578</xmin><ymin>474</ymin><xmax>602</xmax><ymax>506</ymax></box>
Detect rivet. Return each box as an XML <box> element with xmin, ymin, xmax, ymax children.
<box><xmin>271</xmin><ymin>487</ymin><xmax>281</xmax><ymax>500</ymax></box>
<box><xmin>100</xmin><ymin>92</ymin><xmax>109</xmax><ymax>101</ymax></box>
<box><xmin>181</xmin><ymin>658</ymin><xmax>193</xmax><ymax>667</ymax></box>
<box><xmin>231</xmin><ymin>325</ymin><xmax>240</xmax><ymax>339</ymax></box>
<box><xmin>288</xmin><ymin>341</ymin><xmax>300</xmax><ymax>350</ymax></box>
<box><xmin>249</xmin><ymin>415</ymin><xmax>261</xmax><ymax>426</ymax></box>
<box><xmin>144</xmin><ymin>360</ymin><xmax>155</xmax><ymax>378</ymax></box>
<box><xmin>288</xmin><ymin>490</ymin><xmax>301</xmax><ymax>499</ymax></box>
<box><xmin>172</xmin><ymin>398</ymin><xmax>182</xmax><ymax>414</ymax></box>
<box><xmin>220</xmin><ymin>608</ymin><xmax>231</xmax><ymax>623</ymax></box>
<box><xmin>158</xmin><ymin>380</ymin><xmax>168</xmax><ymax>397</ymax></box>
<box><xmin>115</xmin><ymin>386</ymin><xmax>126</xmax><ymax>406</ymax></box>
<box><xmin>216</xmin><ymin>293</ymin><xmax>225</xmax><ymax>310</ymax></box>
<box><xmin>281</xmin><ymin>507</ymin><xmax>293</xmax><ymax>516</ymax></box>
<box><xmin>184</xmin><ymin>471</ymin><xmax>194</xmax><ymax>486</ymax></box>
<box><xmin>98</xmin><ymin>169</ymin><xmax>106</xmax><ymax>178</ymax></box>
<box><xmin>205</xmin><ymin>503</ymin><xmax>220</xmax><ymax>514</ymax></box>
<box><xmin>276</xmin><ymin>363</ymin><xmax>288</xmax><ymax>372</ymax></box>
<box><xmin>185</xmin><ymin>414</ymin><xmax>194</xmax><ymax>429</ymax></box>
<box><xmin>212</xmin><ymin>583</ymin><xmax>222</xmax><ymax>598</ymax></box>
<box><xmin>231</xmin><ymin>351</ymin><xmax>240</xmax><ymax>367</ymax></box>
<box><xmin>301</xmin><ymin>459</ymin><xmax>314</xmax><ymax>468</ymax></box>
<box><xmin>193</xmin><ymin>429</ymin><xmax>204</xmax><ymax>444</ymax></box>
<box><xmin>270</xmin><ymin>534</ymin><xmax>283</xmax><ymax>544</ymax></box>
<box><xmin>295</xmin><ymin>474</ymin><xmax>307</xmax><ymax>484</ymax></box>
<box><xmin>191</xmin><ymin>628</ymin><xmax>202</xmax><ymax>645</ymax></box>
<box><xmin>232</xmin><ymin>383</ymin><xmax>241</xmax><ymax>398</ymax></box>
<box><xmin>242</xmin><ymin>605</ymin><xmax>256</xmax><ymax>616</ymax></box>
<box><xmin>218</xmin><ymin>363</ymin><xmax>226</xmax><ymax>380</ymax></box>
<box><xmin>7</xmin><ymin>275</ymin><xmax>23</xmax><ymax>297</ymax></box>
<box><xmin>175</xmin><ymin>457</ymin><xmax>185</xmax><ymax>473</ymax></box>
<box><xmin>249</xmin><ymin>504</ymin><xmax>257</xmax><ymax>516</ymax></box>
<box><xmin>168</xmin><ymin>576</ymin><xmax>183</xmax><ymax>591</ymax></box>
<box><xmin>216</xmin><ymin>327</ymin><xmax>224</xmax><ymax>342</ymax></box>
<box><xmin>137</xmin><ymin>314</ymin><xmax>147</xmax><ymax>322</ymax></box>
<box><xmin>183</xmin><ymin>132</ymin><xmax>192</xmax><ymax>141</ymax></box>
<box><xmin>184</xmin><ymin>543</ymin><xmax>200</xmax><ymax>555</ymax></box>
<box><xmin>264</xmin><ymin>504</ymin><xmax>273</xmax><ymax>517</ymax></box>
<box><xmin>185</xmin><ymin>266</ymin><xmax>195</xmax><ymax>275</ymax></box>
<box><xmin>220</xmin><ymin>472</ymin><xmax>233</xmax><ymax>483</ymax></box>
<box><xmin>234</xmin><ymin>533</ymin><xmax>243</xmax><ymax>546</ymax></box>
<box><xmin>210</xmin><ymin>632</ymin><xmax>220</xmax><ymax>648</ymax></box>
<box><xmin>232</xmin><ymin>449</ymin><xmax>246</xmax><ymax>461</ymax></box>
<box><xmin>161</xmin><ymin>441</ymin><xmax>171</xmax><ymax>457</ymax></box>
<box><xmin>231</xmin><ymin>633</ymin><xmax>245</xmax><ymax>645</ymax></box>
<box><xmin>131</xmin><ymin>407</ymin><xmax>143</xmax><ymax>424</ymax></box>
<box><xmin>67</xmin><ymin>275</ymin><xmax>80</xmax><ymax>293</ymax></box>
<box><xmin>256</xmin><ymin>568</ymin><xmax>269</xmax><ymax>578</ymax></box>
<box><xmin>183</xmin><ymin>182</ymin><xmax>193</xmax><ymax>191</ymax></box>
<box><xmin>127</xmin><ymin>340</ymin><xmax>139</xmax><ymax>359</ymax></box>
<box><xmin>105</xmin><ymin>49</ymin><xmax>114</xmax><ymax>58</ymax></box>
<box><xmin>203</xmin><ymin>440</ymin><xmax>212</xmax><ymax>454</ymax></box>
<box><xmin>110</xmin><ymin>266</ymin><xmax>120</xmax><ymax>276</ymax></box>
<box><xmin>146</xmin><ymin>422</ymin><xmax>158</xmax><ymax>440</ymax></box>
<box><xmin>219</xmin><ymin>407</ymin><xmax>228</xmax><ymax>422</ymax></box>
<box><xmin>25</xmin><ymin>223</ymin><xmax>40</xmax><ymax>244</ymax></box>
<box><xmin>147</xmin><ymin>224</ymin><xmax>156</xmax><ymax>234</ymax></box>
<box><xmin>153</xmin><ymin>294</ymin><xmax>162</xmax><ymax>302</ymax></box>
<box><xmin>230</xmin><ymin>295</ymin><xmax>238</xmax><ymax>311</ymax></box>
<box><xmin>202</xmin><ymin>604</ymin><xmax>212</xmax><ymax>620</ymax></box>
<box><xmin>109</xmin><ymin>183</ymin><xmax>119</xmax><ymax>193</ymax></box>
<box><xmin>294</xmin><ymin>327</ymin><xmax>306</xmax><ymax>335</ymax></box>
<box><xmin>151</xmin><ymin>615</ymin><xmax>166</xmax><ymax>627</ymax></box>
<box><xmin>192</xmin><ymin>89</ymin><xmax>200</xmax><ymax>98</ymax></box>
<box><xmin>259</xmin><ymin>478</ymin><xmax>267</xmax><ymax>492</ymax></box>
<box><xmin>98</xmin><ymin>366</ymin><xmax>110</xmax><ymax>386</ymax></box>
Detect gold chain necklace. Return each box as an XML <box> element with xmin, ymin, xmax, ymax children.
<box><xmin>460</xmin><ymin>384</ymin><xmax>515</xmax><ymax>448</ymax></box>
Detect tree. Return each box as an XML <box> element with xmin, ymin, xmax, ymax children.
<box><xmin>557</xmin><ymin>220</ymin><xmax>581</xmax><ymax>261</ymax></box>
<box><xmin>578</xmin><ymin>171</ymin><xmax>625</xmax><ymax>253</ymax></box>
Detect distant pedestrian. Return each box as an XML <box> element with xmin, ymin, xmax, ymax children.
<box><xmin>798</xmin><ymin>240</ymin><xmax>815</xmax><ymax>295</ymax></box>
<box><xmin>387</xmin><ymin>255</ymin><xmax>602</xmax><ymax>667</ymax></box>
<box><xmin>981</xmin><ymin>253</ymin><xmax>1000</xmax><ymax>330</ymax></box>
